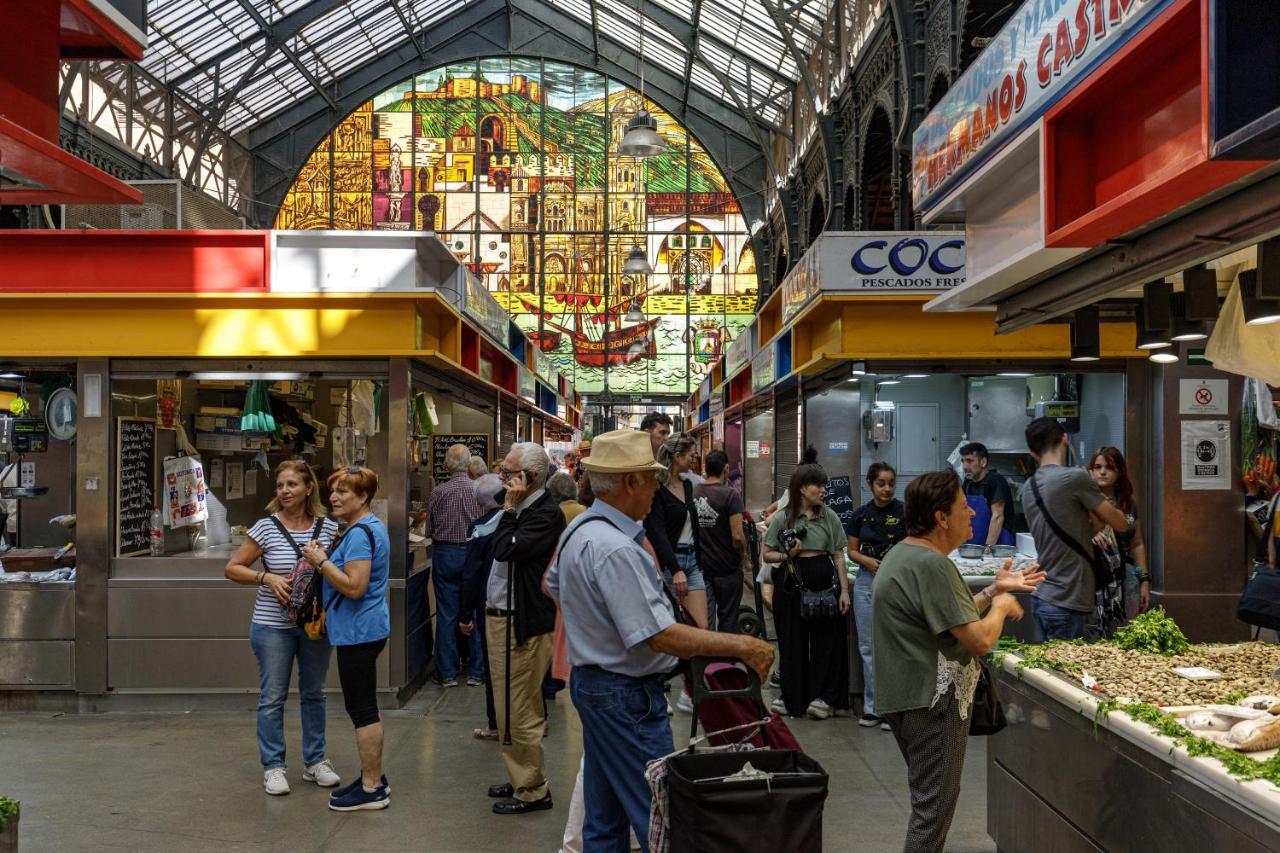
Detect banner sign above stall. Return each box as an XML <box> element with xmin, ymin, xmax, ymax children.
<box><xmin>751</xmin><ymin>345</ymin><xmax>776</xmax><ymax>395</ymax></box>
<box><xmin>781</xmin><ymin>248</ymin><xmax>821</xmax><ymax>323</ymax></box>
<box><xmin>725</xmin><ymin>323</ymin><xmax>754</xmax><ymax>377</ymax></box>
<box><xmin>911</xmin><ymin>0</ymin><xmax>1172</xmax><ymax>214</ymax></box>
<box><xmin>461</xmin><ymin>272</ymin><xmax>511</xmax><ymax>348</ymax></box>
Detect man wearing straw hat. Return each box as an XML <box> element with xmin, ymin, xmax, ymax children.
<box><xmin>546</xmin><ymin>429</ymin><xmax>774</xmax><ymax>851</ymax></box>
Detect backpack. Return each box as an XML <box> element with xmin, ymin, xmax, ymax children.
<box><xmin>269</xmin><ymin>515</ymin><xmax>328</xmax><ymax>631</ymax></box>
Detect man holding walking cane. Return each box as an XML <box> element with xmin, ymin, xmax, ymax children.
<box><xmin>484</xmin><ymin>443</ymin><xmax>565</xmax><ymax>815</ymax></box>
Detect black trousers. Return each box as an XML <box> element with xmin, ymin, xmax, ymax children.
<box><xmin>706</xmin><ymin>571</ymin><xmax>744</xmax><ymax>633</ymax></box>
<box><xmin>336</xmin><ymin>638</ymin><xmax>387</xmax><ymax>728</ymax></box>
<box><xmin>772</xmin><ymin>557</ymin><xmax>849</xmax><ymax>715</ymax></box>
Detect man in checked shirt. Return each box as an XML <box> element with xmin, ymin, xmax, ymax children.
<box><xmin>429</xmin><ymin>443</ymin><xmax>482</xmax><ymax>687</ymax></box>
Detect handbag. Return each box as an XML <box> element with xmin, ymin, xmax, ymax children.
<box><xmin>1028</xmin><ymin>474</ymin><xmax>1125</xmax><ymax>639</ymax></box>
<box><xmin>1238</xmin><ymin>563</ymin><xmax>1280</xmax><ymax>631</ymax></box>
<box><xmin>789</xmin><ymin>557</ymin><xmax>840</xmax><ymax>621</ymax></box>
<box><xmin>969</xmin><ymin>657</ymin><xmax>1007</xmax><ymax>736</ymax></box>
<box><xmin>270</xmin><ymin>516</ymin><xmax>327</xmax><ymax>631</ymax></box>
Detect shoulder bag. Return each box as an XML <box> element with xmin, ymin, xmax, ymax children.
<box><xmin>269</xmin><ymin>515</ymin><xmax>327</xmax><ymax>631</ymax></box>
<box><xmin>1028</xmin><ymin>474</ymin><xmax>1125</xmax><ymax>640</ymax></box>
<box><xmin>969</xmin><ymin>656</ymin><xmax>1007</xmax><ymax>736</ymax></box>
<box><xmin>1239</xmin><ymin>493</ymin><xmax>1280</xmax><ymax>632</ymax></box>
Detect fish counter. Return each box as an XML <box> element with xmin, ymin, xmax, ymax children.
<box><xmin>990</xmin><ymin>645</ymin><xmax>1280</xmax><ymax>852</ymax></box>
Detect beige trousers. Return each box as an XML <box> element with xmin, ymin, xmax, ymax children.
<box><xmin>487</xmin><ymin>614</ymin><xmax>553</xmax><ymax>802</ymax></box>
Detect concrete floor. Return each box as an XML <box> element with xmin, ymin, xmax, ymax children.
<box><xmin>0</xmin><ymin>681</ymin><xmax>996</xmax><ymax>852</ymax></box>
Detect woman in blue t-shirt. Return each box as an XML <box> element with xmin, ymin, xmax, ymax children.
<box><xmin>846</xmin><ymin>462</ymin><xmax>907</xmax><ymax>729</ymax></box>
<box><xmin>302</xmin><ymin>465</ymin><xmax>392</xmax><ymax>812</ymax></box>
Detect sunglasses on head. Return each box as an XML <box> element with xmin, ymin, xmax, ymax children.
<box><xmin>346</xmin><ymin>466</ymin><xmax>362</xmax><ymax>475</ymax></box>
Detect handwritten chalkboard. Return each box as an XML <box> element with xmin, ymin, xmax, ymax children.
<box><xmin>431</xmin><ymin>433</ymin><xmax>490</xmax><ymax>483</ymax></box>
<box><xmin>116</xmin><ymin>417</ymin><xmax>157</xmax><ymax>556</ymax></box>
<box><xmin>825</xmin><ymin>475</ymin><xmax>856</xmax><ymax>532</ymax></box>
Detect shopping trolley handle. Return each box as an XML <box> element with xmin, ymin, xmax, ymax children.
<box><xmin>688</xmin><ymin>656</ymin><xmax>764</xmax><ymax>706</ymax></box>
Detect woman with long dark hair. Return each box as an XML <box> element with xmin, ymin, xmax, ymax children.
<box><xmin>846</xmin><ymin>462</ymin><xmax>906</xmax><ymax>729</ymax></box>
<box><xmin>645</xmin><ymin>433</ymin><xmax>710</xmax><ymax>630</ymax></box>
<box><xmin>761</xmin><ymin>463</ymin><xmax>850</xmax><ymax>720</ymax></box>
<box><xmin>1087</xmin><ymin>447</ymin><xmax>1150</xmax><ymax>617</ymax></box>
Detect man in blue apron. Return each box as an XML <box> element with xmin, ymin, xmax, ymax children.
<box><xmin>960</xmin><ymin>442</ymin><xmax>1015</xmax><ymax>548</ymax></box>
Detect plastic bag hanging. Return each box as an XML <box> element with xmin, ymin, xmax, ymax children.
<box><xmin>239</xmin><ymin>381</ymin><xmax>277</xmax><ymax>433</ymax></box>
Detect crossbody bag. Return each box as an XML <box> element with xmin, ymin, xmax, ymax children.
<box><xmin>268</xmin><ymin>515</ymin><xmax>327</xmax><ymax>633</ymax></box>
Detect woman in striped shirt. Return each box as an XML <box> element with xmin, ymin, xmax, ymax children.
<box><xmin>225</xmin><ymin>459</ymin><xmax>339</xmax><ymax>796</ymax></box>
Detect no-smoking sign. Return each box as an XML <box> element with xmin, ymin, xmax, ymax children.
<box><xmin>1180</xmin><ymin>379</ymin><xmax>1228</xmax><ymax>415</ymax></box>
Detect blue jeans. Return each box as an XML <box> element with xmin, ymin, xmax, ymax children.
<box><xmin>1032</xmin><ymin>598</ymin><xmax>1090</xmax><ymax>642</ymax></box>
<box><xmin>571</xmin><ymin>666</ymin><xmax>675</xmax><ymax>852</ymax></box>
<box><xmin>433</xmin><ymin>542</ymin><xmax>483</xmax><ymax>680</ymax></box>
<box><xmin>853</xmin><ymin>570</ymin><xmax>876</xmax><ymax>716</ymax></box>
<box><xmin>249</xmin><ymin>622</ymin><xmax>332</xmax><ymax>770</ymax></box>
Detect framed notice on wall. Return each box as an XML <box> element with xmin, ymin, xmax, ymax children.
<box><xmin>1181</xmin><ymin>420</ymin><xmax>1231</xmax><ymax>491</ymax></box>
<box><xmin>116</xmin><ymin>417</ymin><xmax>156</xmax><ymax>556</ymax></box>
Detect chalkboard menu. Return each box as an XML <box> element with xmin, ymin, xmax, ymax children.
<box><xmin>430</xmin><ymin>433</ymin><xmax>490</xmax><ymax>483</ymax></box>
<box><xmin>116</xmin><ymin>417</ymin><xmax>157</xmax><ymax>556</ymax></box>
<box><xmin>824</xmin><ymin>475</ymin><xmax>856</xmax><ymax>532</ymax></box>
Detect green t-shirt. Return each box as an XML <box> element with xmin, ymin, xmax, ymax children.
<box><xmin>871</xmin><ymin>543</ymin><xmax>980</xmax><ymax>714</ymax></box>
<box><xmin>764</xmin><ymin>504</ymin><xmax>847</xmax><ymax>556</ymax></box>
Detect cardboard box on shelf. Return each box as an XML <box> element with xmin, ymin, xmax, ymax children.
<box><xmin>195</xmin><ymin>432</ymin><xmax>241</xmax><ymax>452</ymax></box>
<box><xmin>194</xmin><ymin>415</ymin><xmax>241</xmax><ymax>434</ymax></box>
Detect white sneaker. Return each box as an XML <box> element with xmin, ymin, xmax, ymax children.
<box><xmin>263</xmin><ymin>768</ymin><xmax>290</xmax><ymax>796</ymax></box>
<box><xmin>676</xmin><ymin>690</ymin><xmax>695</xmax><ymax>713</ymax></box>
<box><xmin>806</xmin><ymin>699</ymin><xmax>833</xmax><ymax>721</ymax></box>
<box><xmin>770</xmin><ymin>696</ymin><xmax>788</xmax><ymax>715</ymax></box>
<box><xmin>303</xmin><ymin>759</ymin><xmax>341</xmax><ymax>787</ymax></box>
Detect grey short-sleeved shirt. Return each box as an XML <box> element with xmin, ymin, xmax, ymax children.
<box><xmin>545</xmin><ymin>500</ymin><xmax>678</xmax><ymax>678</ymax></box>
<box><xmin>1020</xmin><ymin>465</ymin><xmax>1107</xmax><ymax>613</ymax></box>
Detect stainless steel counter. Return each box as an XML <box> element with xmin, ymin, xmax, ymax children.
<box><xmin>0</xmin><ymin>581</ymin><xmax>75</xmax><ymax>688</ymax></box>
<box><xmin>990</xmin><ymin>654</ymin><xmax>1280</xmax><ymax>851</ymax></box>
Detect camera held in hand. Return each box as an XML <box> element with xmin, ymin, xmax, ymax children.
<box><xmin>781</xmin><ymin>527</ymin><xmax>807</xmax><ymax>551</ymax></box>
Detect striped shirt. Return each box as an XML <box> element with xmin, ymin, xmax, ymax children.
<box><xmin>428</xmin><ymin>472</ymin><xmax>480</xmax><ymax>544</ymax></box>
<box><xmin>247</xmin><ymin>514</ymin><xmax>339</xmax><ymax>629</ymax></box>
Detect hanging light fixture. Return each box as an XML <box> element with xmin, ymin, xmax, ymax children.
<box><xmin>1069</xmin><ymin>305</ymin><xmax>1100</xmax><ymax>362</ymax></box>
<box><xmin>1170</xmin><ymin>291</ymin><xmax>1211</xmax><ymax>341</ymax></box>
<box><xmin>1182</xmin><ymin>264</ymin><xmax>1219</xmax><ymax>320</ymax></box>
<box><xmin>1241</xmin><ymin>245</ymin><xmax>1280</xmax><ymax>325</ymax></box>
<box><xmin>1149</xmin><ymin>350</ymin><xmax>1180</xmax><ymax>364</ymax></box>
<box><xmin>624</xmin><ymin>301</ymin><xmax>645</xmax><ymax>323</ymax></box>
<box><xmin>623</xmin><ymin>244</ymin><xmax>653</xmax><ymax>275</ymax></box>
<box><xmin>618</xmin><ymin>0</ymin><xmax>666</xmax><ymax>158</ymax></box>
<box><xmin>1136</xmin><ymin>281</ymin><xmax>1172</xmax><ymax>349</ymax></box>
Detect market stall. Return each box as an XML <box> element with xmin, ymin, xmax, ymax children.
<box><xmin>991</xmin><ymin>614</ymin><xmax>1280</xmax><ymax>851</ymax></box>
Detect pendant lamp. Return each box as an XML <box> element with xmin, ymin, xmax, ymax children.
<box><xmin>618</xmin><ymin>0</ymin><xmax>665</xmax><ymax>159</ymax></box>
<box><xmin>1149</xmin><ymin>350</ymin><xmax>1180</xmax><ymax>364</ymax></box>
<box><xmin>624</xmin><ymin>302</ymin><xmax>645</xmax><ymax>323</ymax></box>
<box><xmin>623</xmin><ymin>244</ymin><xmax>653</xmax><ymax>275</ymax></box>
<box><xmin>1241</xmin><ymin>268</ymin><xmax>1280</xmax><ymax>326</ymax></box>
<box><xmin>1069</xmin><ymin>305</ymin><xmax>1100</xmax><ymax>362</ymax></box>
<box><xmin>1169</xmin><ymin>291</ymin><xmax>1210</xmax><ymax>341</ymax></box>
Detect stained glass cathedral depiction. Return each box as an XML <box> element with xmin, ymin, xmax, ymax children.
<box><xmin>276</xmin><ymin>58</ymin><xmax>756</xmax><ymax>394</ymax></box>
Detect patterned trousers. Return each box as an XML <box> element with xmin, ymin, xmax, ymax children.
<box><xmin>883</xmin><ymin>687</ymin><xmax>970</xmax><ymax>853</ymax></box>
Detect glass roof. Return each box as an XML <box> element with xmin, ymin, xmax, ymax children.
<box><xmin>140</xmin><ymin>0</ymin><xmax>830</xmax><ymax>134</ymax></box>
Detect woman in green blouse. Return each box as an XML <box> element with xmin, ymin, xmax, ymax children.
<box><xmin>762</xmin><ymin>463</ymin><xmax>851</xmax><ymax>720</ymax></box>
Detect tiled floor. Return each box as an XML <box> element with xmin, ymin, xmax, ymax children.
<box><xmin>0</xmin><ymin>679</ymin><xmax>995</xmax><ymax>852</ymax></box>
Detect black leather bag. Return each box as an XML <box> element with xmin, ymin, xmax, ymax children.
<box><xmin>969</xmin><ymin>657</ymin><xmax>1007</xmax><ymax>736</ymax></box>
<box><xmin>799</xmin><ymin>585</ymin><xmax>839</xmax><ymax>621</ymax></box>
<box><xmin>1238</xmin><ymin>564</ymin><xmax>1280</xmax><ymax>631</ymax></box>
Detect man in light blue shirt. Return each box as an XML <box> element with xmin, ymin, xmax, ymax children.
<box><xmin>546</xmin><ymin>429</ymin><xmax>774</xmax><ymax>851</ymax></box>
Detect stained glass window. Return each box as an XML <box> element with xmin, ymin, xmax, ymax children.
<box><xmin>274</xmin><ymin>57</ymin><xmax>757</xmax><ymax>395</ymax></box>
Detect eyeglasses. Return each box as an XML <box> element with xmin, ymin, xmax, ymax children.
<box><xmin>499</xmin><ymin>467</ymin><xmax>526</xmax><ymax>479</ymax></box>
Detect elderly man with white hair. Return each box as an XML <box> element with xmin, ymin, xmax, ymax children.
<box><xmin>485</xmin><ymin>442</ymin><xmax>566</xmax><ymax>815</ymax></box>
<box><xmin>428</xmin><ymin>443</ymin><xmax>482</xmax><ymax>688</ymax></box>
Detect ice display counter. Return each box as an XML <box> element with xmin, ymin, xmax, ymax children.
<box><xmin>990</xmin><ymin>652</ymin><xmax>1280</xmax><ymax>851</ymax></box>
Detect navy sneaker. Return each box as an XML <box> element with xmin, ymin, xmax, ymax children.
<box><xmin>330</xmin><ymin>775</ymin><xmax>390</xmax><ymax>800</ymax></box>
<box><xmin>329</xmin><ymin>782</ymin><xmax>390</xmax><ymax>812</ymax></box>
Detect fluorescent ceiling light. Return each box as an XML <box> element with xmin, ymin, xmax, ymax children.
<box><xmin>189</xmin><ymin>372</ymin><xmax>306</xmax><ymax>381</ymax></box>
<box><xmin>878</xmin><ymin>380</ymin><xmax>901</xmax><ymax>386</ymax></box>
<box><xmin>903</xmin><ymin>373</ymin><xmax>929</xmax><ymax>379</ymax></box>
<box><xmin>997</xmin><ymin>372</ymin><xmax>1033</xmax><ymax>377</ymax></box>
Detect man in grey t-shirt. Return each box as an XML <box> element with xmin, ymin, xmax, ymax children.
<box><xmin>1021</xmin><ymin>418</ymin><xmax>1130</xmax><ymax>641</ymax></box>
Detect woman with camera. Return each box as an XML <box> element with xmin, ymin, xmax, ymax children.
<box><xmin>761</xmin><ymin>463</ymin><xmax>851</xmax><ymax>720</ymax></box>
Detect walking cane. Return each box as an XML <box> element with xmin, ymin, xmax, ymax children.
<box><xmin>503</xmin><ymin>547</ymin><xmax>513</xmax><ymax>747</ymax></box>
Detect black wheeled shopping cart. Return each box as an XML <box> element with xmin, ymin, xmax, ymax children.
<box><xmin>652</xmin><ymin>657</ymin><xmax>829</xmax><ymax>853</ymax></box>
